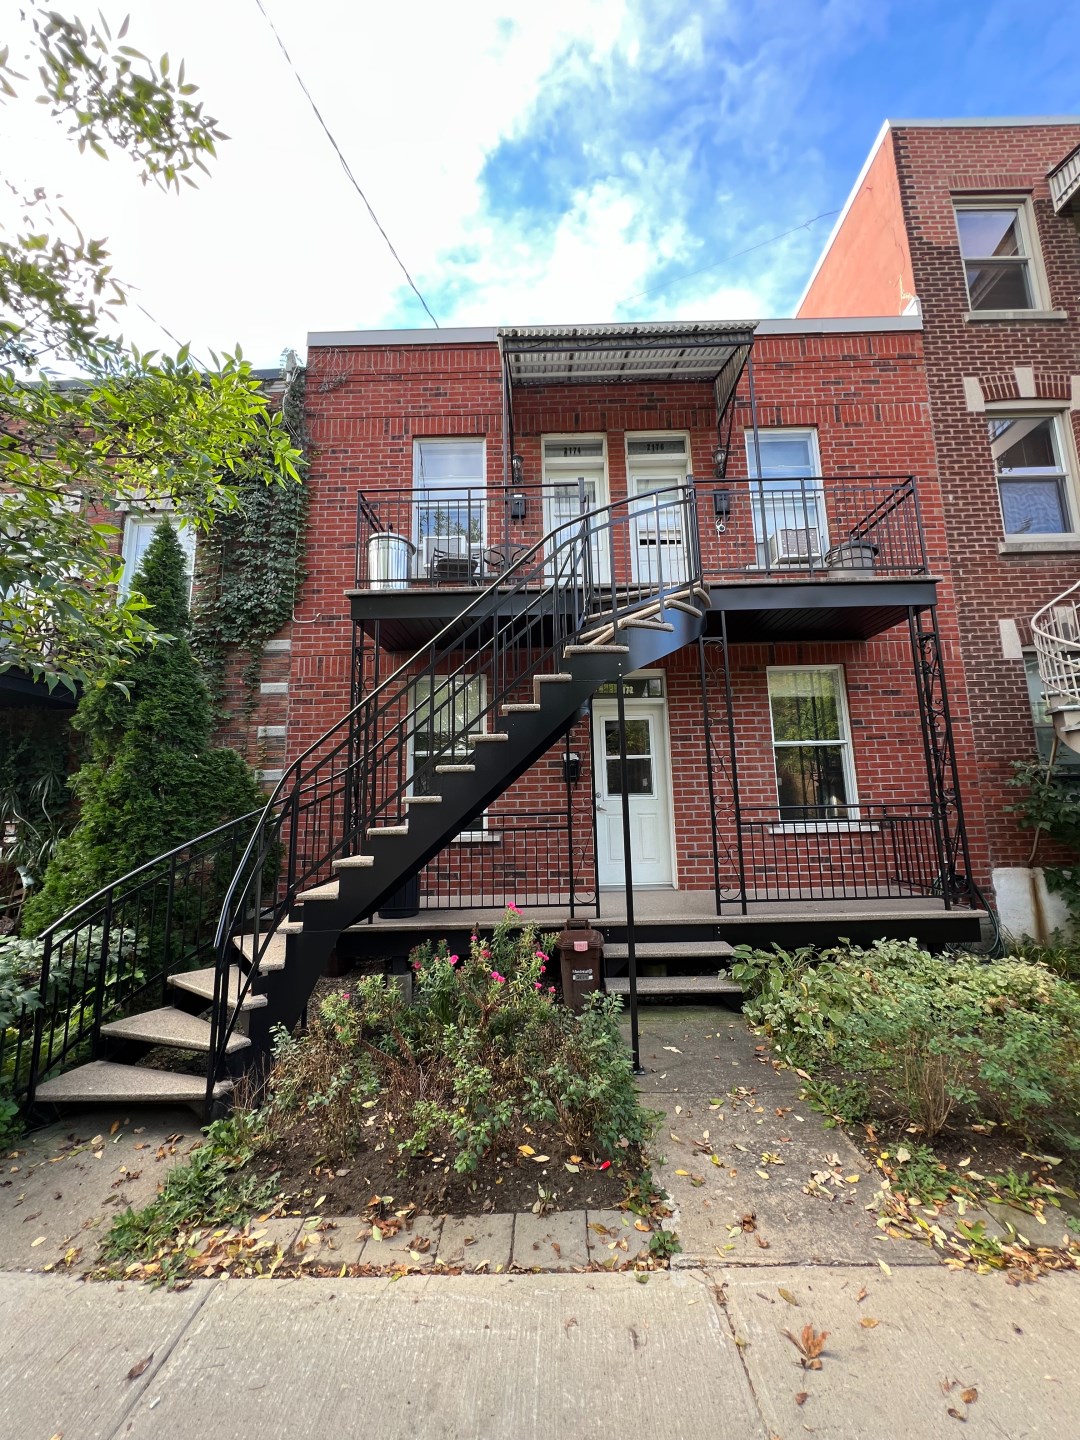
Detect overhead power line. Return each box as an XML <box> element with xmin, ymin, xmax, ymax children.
<box><xmin>620</xmin><ymin>209</ymin><xmax>842</xmax><ymax>305</ymax></box>
<box><xmin>252</xmin><ymin>0</ymin><xmax>439</xmax><ymax>328</ymax></box>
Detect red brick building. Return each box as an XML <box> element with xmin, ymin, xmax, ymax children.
<box><xmin>263</xmin><ymin>315</ymin><xmax>984</xmax><ymax>959</ymax></box>
<box><xmin>799</xmin><ymin>117</ymin><xmax>1080</xmax><ymax>935</ymax></box>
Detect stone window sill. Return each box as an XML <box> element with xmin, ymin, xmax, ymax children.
<box><xmin>999</xmin><ymin>537</ymin><xmax>1080</xmax><ymax>555</ymax></box>
<box><xmin>964</xmin><ymin>308</ymin><xmax>1068</xmax><ymax>323</ymax></box>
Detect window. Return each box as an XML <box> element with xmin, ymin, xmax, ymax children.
<box><xmin>1024</xmin><ymin>651</ymin><xmax>1080</xmax><ymax>768</ymax></box>
<box><xmin>954</xmin><ymin>204</ymin><xmax>1038</xmax><ymax>311</ymax></box>
<box><xmin>120</xmin><ymin>514</ymin><xmax>195</xmax><ymax>598</ymax></box>
<box><xmin>413</xmin><ymin>439</ymin><xmax>486</xmax><ymax>578</ymax></box>
<box><xmin>411</xmin><ymin>674</ymin><xmax>486</xmax><ymax>831</ymax></box>
<box><xmin>767</xmin><ymin>667</ymin><xmax>856</xmax><ymax>821</ymax></box>
<box><xmin>744</xmin><ymin>428</ymin><xmax>825</xmax><ymax>566</ymax></box>
<box><xmin>989</xmin><ymin>414</ymin><xmax>1075</xmax><ymax>535</ymax></box>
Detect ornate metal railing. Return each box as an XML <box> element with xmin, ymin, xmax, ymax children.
<box><xmin>5</xmin><ymin>814</ymin><xmax>259</xmax><ymax>1106</ymax></box>
<box><xmin>206</xmin><ymin>484</ymin><xmax>702</xmax><ymax>1106</ymax></box>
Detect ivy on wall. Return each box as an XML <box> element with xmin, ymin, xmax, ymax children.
<box><xmin>191</xmin><ymin>365</ymin><xmax>309</xmax><ymax>716</ymax></box>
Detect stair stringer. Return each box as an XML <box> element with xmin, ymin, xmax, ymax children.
<box><xmin>273</xmin><ymin>608</ymin><xmax>704</xmax><ymax>1028</ymax></box>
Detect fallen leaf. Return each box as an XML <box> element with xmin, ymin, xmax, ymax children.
<box><xmin>856</xmin><ymin>1287</ymin><xmax>869</xmax><ymax>1302</ymax></box>
<box><xmin>569</xmin><ymin>1155</ymin><xmax>582</xmax><ymax>1164</ymax></box>
<box><xmin>778</xmin><ymin>1287</ymin><xmax>800</xmax><ymax>1306</ymax></box>
<box><xmin>947</xmin><ymin>1407</ymin><xmax>967</xmax><ymax>1423</ymax></box>
<box><xmin>127</xmin><ymin>1354</ymin><xmax>154</xmax><ymax>1381</ymax></box>
<box><xmin>634</xmin><ymin>1220</ymin><xmax>651</xmax><ymax>1232</ymax></box>
<box><xmin>564</xmin><ymin>1163</ymin><xmax>579</xmax><ymax>1173</ymax></box>
<box><xmin>518</xmin><ymin>1145</ymin><xmax>535</xmax><ymax>1157</ymax></box>
<box><xmin>663</xmin><ymin>1046</ymin><xmax>682</xmax><ymax>1054</ymax></box>
<box><xmin>31</xmin><ymin>1236</ymin><xmax>46</xmax><ymax>1247</ymax></box>
<box><xmin>877</xmin><ymin>1259</ymin><xmax>892</xmax><ymax>1277</ymax></box>
<box><xmin>109</xmin><ymin>1121</ymin><xmax>120</xmax><ymax>1135</ymax></box>
<box><xmin>531</xmin><ymin>1155</ymin><xmax>550</xmax><ymax>1164</ymax></box>
<box><xmin>860</xmin><ymin>1317</ymin><xmax>880</xmax><ymax>1329</ymax></box>
<box><xmin>960</xmin><ymin>1388</ymin><xmax>978</xmax><ymax>1405</ymax></box>
<box><xmin>794</xmin><ymin>1392</ymin><xmax>809</xmax><ymax>1407</ymax></box>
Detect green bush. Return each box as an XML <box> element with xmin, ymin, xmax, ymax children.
<box><xmin>23</xmin><ymin>522</ymin><xmax>264</xmax><ymax>935</ymax></box>
<box><xmin>733</xmin><ymin>939</ymin><xmax>1080</xmax><ymax>1149</ymax></box>
<box><xmin>265</xmin><ymin>909</ymin><xmax>657</xmax><ymax>1173</ymax></box>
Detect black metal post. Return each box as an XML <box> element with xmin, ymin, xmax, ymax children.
<box><xmin>615</xmin><ymin>671</ymin><xmax>641</xmax><ymax>1073</ymax></box>
<box><xmin>697</xmin><ymin>635</ymin><xmax>724</xmax><ymax>915</ymax></box>
<box><xmin>565</xmin><ymin>728</ymin><xmax>575</xmax><ymax>919</ymax></box>
<box><xmin>719</xmin><ymin>612</ymin><xmax>748</xmax><ymax>915</ymax></box>
<box><xmin>589</xmin><ymin>699</ymin><xmax>601</xmax><ymax>919</ymax></box>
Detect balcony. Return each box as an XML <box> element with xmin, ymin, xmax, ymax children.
<box><xmin>1048</xmin><ymin>142</ymin><xmax>1080</xmax><ymax>216</ymax></box>
<box><xmin>349</xmin><ymin>475</ymin><xmax>935</xmax><ymax>647</ymax></box>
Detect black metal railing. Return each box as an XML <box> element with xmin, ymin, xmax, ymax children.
<box><xmin>354</xmin><ymin>475</ymin><xmax>928</xmax><ymax>591</ymax></box>
<box><xmin>416</xmin><ymin>808</ymin><xmax>597</xmax><ymax>912</ymax></box>
<box><xmin>207</xmin><ymin>484</ymin><xmax>703</xmax><ymax>1108</ymax></box>
<box><xmin>5</xmin><ymin>814</ymin><xmax>259</xmax><ymax>1106</ymax></box>
<box><xmin>719</xmin><ymin>803</ymin><xmax>942</xmax><ymax>908</ymax></box>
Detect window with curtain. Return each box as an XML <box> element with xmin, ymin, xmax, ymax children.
<box><xmin>989</xmin><ymin>415</ymin><xmax>1075</xmax><ymax>536</ymax></box>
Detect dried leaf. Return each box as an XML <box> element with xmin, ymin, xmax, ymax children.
<box><xmin>109</xmin><ymin>1121</ymin><xmax>120</xmax><ymax>1135</ymax></box>
<box><xmin>778</xmin><ymin>1287</ymin><xmax>800</xmax><ymax>1306</ymax></box>
<box><xmin>947</xmin><ymin>1407</ymin><xmax>967</xmax><ymax>1423</ymax></box>
<box><xmin>794</xmin><ymin>1392</ymin><xmax>809</xmax><ymax>1407</ymax></box>
<box><xmin>30</xmin><ymin>1236</ymin><xmax>46</xmax><ymax>1247</ymax></box>
<box><xmin>126</xmin><ymin>1354</ymin><xmax>153</xmax><ymax>1380</ymax></box>
<box><xmin>663</xmin><ymin>1046</ymin><xmax>682</xmax><ymax>1054</ymax></box>
<box><xmin>960</xmin><ymin>1388</ymin><xmax>978</xmax><ymax>1405</ymax></box>
<box><xmin>877</xmin><ymin>1259</ymin><xmax>892</xmax><ymax>1277</ymax></box>
<box><xmin>531</xmin><ymin>1155</ymin><xmax>550</xmax><ymax>1164</ymax></box>
<box><xmin>860</xmin><ymin>1317</ymin><xmax>880</xmax><ymax>1329</ymax></box>
<box><xmin>518</xmin><ymin>1145</ymin><xmax>535</xmax><ymax>1156</ymax></box>
<box><xmin>634</xmin><ymin>1220</ymin><xmax>651</xmax><ymax>1232</ymax></box>
<box><xmin>856</xmin><ymin>1286</ymin><xmax>869</xmax><ymax>1302</ymax></box>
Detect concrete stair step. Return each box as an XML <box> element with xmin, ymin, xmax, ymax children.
<box><xmin>403</xmin><ymin>795</ymin><xmax>443</xmax><ymax>805</ymax></box>
<box><xmin>294</xmin><ymin>879</ymin><xmax>340</xmax><ymax>903</ymax></box>
<box><xmin>35</xmin><ymin>1060</ymin><xmax>232</xmax><ymax>1105</ymax></box>
<box><xmin>332</xmin><ymin>854</ymin><xmax>375</xmax><ymax>870</ymax></box>
<box><xmin>564</xmin><ymin>643</ymin><xmax>630</xmax><ymax>656</ymax></box>
<box><xmin>368</xmin><ymin>825</ymin><xmax>408</xmax><ymax>838</ymax></box>
<box><xmin>667</xmin><ymin>599</ymin><xmax>703</xmax><ymax>618</ymax></box>
<box><xmin>604</xmin><ymin>940</ymin><xmax>735</xmax><ymax>961</ymax></box>
<box><xmin>101</xmin><ymin>1006</ymin><xmax>251</xmax><ymax>1054</ymax></box>
<box><xmin>618</xmin><ymin>617</ymin><xmax>675</xmax><ymax>632</ymax></box>
<box><xmin>500</xmin><ymin>703</ymin><xmax>541</xmax><ymax>714</ymax></box>
<box><xmin>232</xmin><ymin>931</ymin><xmax>288</xmax><ymax>972</ymax></box>
<box><xmin>471</xmin><ymin>732</ymin><xmax>508</xmax><ymax>743</ymax></box>
<box><xmin>606</xmin><ymin>975</ymin><xmax>743</xmax><ymax>998</ymax></box>
<box><xmin>435</xmin><ymin>763</ymin><xmax>476</xmax><ymax>773</ymax></box>
<box><xmin>168</xmin><ymin>965</ymin><xmax>268</xmax><ymax>1009</ymax></box>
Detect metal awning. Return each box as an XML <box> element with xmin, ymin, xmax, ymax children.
<box><xmin>499</xmin><ymin>320</ymin><xmax>756</xmax><ymax>405</ymax></box>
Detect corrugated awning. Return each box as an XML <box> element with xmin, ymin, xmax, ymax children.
<box><xmin>499</xmin><ymin>320</ymin><xmax>756</xmax><ymax>411</ymax></box>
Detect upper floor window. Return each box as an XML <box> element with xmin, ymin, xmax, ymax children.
<box><xmin>989</xmin><ymin>414</ymin><xmax>1076</xmax><ymax>535</ymax></box>
<box><xmin>119</xmin><ymin>514</ymin><xmax>195</xmax><ymax>599</ymax></box>
<box><xmin>954</xmin><ymin>203</ymin><xmax>1040</xmax><ymax>312</ymax></box>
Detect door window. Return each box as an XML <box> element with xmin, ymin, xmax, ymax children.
<box><xmin>604</xmin><ymin>716</ymin><xmax>654</xmax><ymax>795</ymax></box>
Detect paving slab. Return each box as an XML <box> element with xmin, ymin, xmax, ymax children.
<box><xmin>436</xmin><ymin>1212</ymin><xmax>514</xmax><ymax>1270</ymax></box>
<box><xmin>0</xmin><ymin>1107</ymin><xmax>199</xmax><ymax>1271</ymax></box>
<box><xmin>586</xmin><ymin>1207</ymin><xmax>646</xmax><ymax>1264</ymax></box>
<box><xmin>720</xmin><ymin>1263</ymin><xmax>1080</xmax><ymax>1439</ymax></box>
<box><xmin>120</xmin><ymin>1271</ymin><xmax>765</xmax><ymax>1440</ymax></box>
<box><xmin>0</xmin><ymin>1270</ymin><xmax>212</xmax><ymax>1440</ymax></box>
<box><xmin>512</xmin><ymin>1209</ymin><xmax>590</xmax><ymax>1269</ymax></box>
<box><xmin>292</xmin><ymin>1215</ymin><xmax>369</xmax><ymax>1265</ymax></box>
<box><xmin>359</xmin><ymin>1213</ymin><xmax>443</xmax><ymax>1268</ymax></box>
<box><xmin>630</xmin><ymin>1008</ymin><xmax>935</xmax><ymax>1267</ymax></box>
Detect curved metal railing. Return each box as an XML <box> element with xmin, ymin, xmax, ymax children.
<box><xmin>1032</xmin><ymin>579</ymin><xmax>1080</xmax><ymax>709</ymax></box>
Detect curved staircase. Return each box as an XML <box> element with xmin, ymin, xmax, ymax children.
<box><xmin>1033</xmin><ymin>579</ymin><xmax>1080</xmax><ymax>757</ymax></box>
<box><xmin>27</xmin><ymin>488</ymin><xmax>706</xmax><ymax>1115</ymax></box>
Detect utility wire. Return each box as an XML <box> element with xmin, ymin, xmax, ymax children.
<box><xmin>252</xmin><ymin>0</ymin><xmax>439</xmax><ymax>328</ymax></box>
<box><xmin>620</xmin><ymin>208</ymin><xmax>841</xmax><ymax>305</ymax></box>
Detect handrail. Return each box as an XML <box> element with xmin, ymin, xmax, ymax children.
<box><xmin>1032</xmin><ymin>579</ymin><xmax>1080</xmax><ymax>709</ymax></box>
<box><xmin>205</xmin><ymin>484</ymin><xmax>703</xmax><ymax>1103</ymax></box>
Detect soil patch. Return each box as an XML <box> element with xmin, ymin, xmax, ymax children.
<box><xmin>252</xmin><ymin>1114</ymin><xmax>635</xmax><ymax>1217</ymax></box>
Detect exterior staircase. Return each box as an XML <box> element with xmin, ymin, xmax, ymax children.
<box><xmin>1033</xmin><ymin>580</ymin><xmax>1080</xmax><ymax>756</ymax></box>
<box><xmin>26</xmin><ymin>488</ymin><xmax>707</xmax><ymax>1115</ymax></box>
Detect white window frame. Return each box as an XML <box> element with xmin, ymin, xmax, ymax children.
<box><xmin>410</xmin><ymin>673</ymin><xmax>489</xmax><ymax>839</ymax></box>
<box><xmin>412</xmin><ymin>438</ymin><xmax>487</xmax><ymax>579</ymax></box>
<box><xmin>119</xmin><ymin>513</ymin><xmax>196</xmax><ymax>599</ymax></box>
<box><xmin>988</xmin><ymin>410</ymin><xmax>1079</xmax><ymax>537</ymax></box>
<box><xmin>744</xmin><ymin>427</ymin><xmax>826</xmax><ymax>567</ymax></box>
<box><xmin>766</xmin><ymin>664</ymin><xmax>860</xmax><ymax>829</ymax></box>
<box><xmin>953</xmin><ymin>198</ymin><xmax>1048</xmax><ymax>314</ymax></box>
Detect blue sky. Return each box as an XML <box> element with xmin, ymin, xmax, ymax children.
<box><xmin>3</xmin><ymin>1</ymin><xmax>1078</xmax><ymax>363</ymax></box>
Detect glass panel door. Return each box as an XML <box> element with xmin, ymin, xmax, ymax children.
<box><xmin>542</xmin><ymin>438</ymin><xmax>609</xmax><ymax>584</ymax></box>
<box><xmin>627</xmin><ymin>436</ymin><xmax>689</xmax><ymax>586</ymax></box>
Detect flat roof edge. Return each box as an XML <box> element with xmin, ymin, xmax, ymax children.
<box><xmin>307</xmin><ymin>326</ymin><xmax>498</xmax><ymax>348</ymax></box>
<box><xmin>885</xmin><ymin>115</ymin><xmax>1080</xmax><ymax>129</ymax></box>
<box><xmin>756</xmin><ymin>315</ymin><xmax>922</xmax><ymax>335</ymax></box>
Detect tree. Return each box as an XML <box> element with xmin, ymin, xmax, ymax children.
<box><xmin>0</xmin><ymin>7</ymin><xmax>302</xmax><ymax>694</ymax></box>
<box><xmin>21</xmin><ymin>521</ymin><xmax>265</xmax><ymax>934</ymax></box>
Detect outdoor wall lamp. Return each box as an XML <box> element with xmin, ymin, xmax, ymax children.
<box><xmin>509</xmin><ymin>491</ymin><xmax>527</xmax><ymax>521</ymax></box>
<box><xmin>511</xmin><ymin>454</ymin><xmax>525</xmax><ymax>486</ymax></box>
<box><xmin>713</xmin><ymin>488</ymin><xmax>731</xmax><ymax>534</ymax></box>
<box><xmin>712</xmin><ymin>442</ymin><xmax>729</xmax><ymax>478</ymax></box>
<box><xmin>562</xmin><ymin>752</ymin><xmax>582</xmax><ymax>785</ymax></box>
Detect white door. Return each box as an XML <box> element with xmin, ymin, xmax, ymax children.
<box><xmin>592</xmin><ymin>699</ymin><xmax>673</xmax><ymax>887</ymax></box>
<box><xmin>626</xmin><ymin>435</ymin><xmax>690</xmax><ymax>587</ymax></box>
<box><xmin>542</xmin><ymin>437</ymin><xmax>610</xmax><ymax>584</ymax></box>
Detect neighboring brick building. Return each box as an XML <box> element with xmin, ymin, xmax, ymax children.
<box><xmin>280</xmin><ymin>316</ymin><xmax>983</xmax><ymax>947</ymax></box>
<box><xmin>799</xmin><ymin>117</ymin><xmax>1080</xmax><ymax>934</ymax></box>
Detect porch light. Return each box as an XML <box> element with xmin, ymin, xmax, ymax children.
<box><xmin>712</xmin><ymin>443</ymin><xmax>729</xmax><ymax>478</ymax></box>
<box><xmin>511</xmin><ymin>453</ymin><xmax>525</xmax><ymax>485</ymax></box>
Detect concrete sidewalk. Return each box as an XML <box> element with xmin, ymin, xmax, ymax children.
<box><xmin>1</xmin><ymin>1264</ymin><xmax>1077</xmax><ymax>1439</ymax></box>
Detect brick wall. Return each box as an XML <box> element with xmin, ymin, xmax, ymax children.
<box><xmin>294</xmin><ymin>325</ymin><xmax>986</xmax><ymax>893</ymax></box>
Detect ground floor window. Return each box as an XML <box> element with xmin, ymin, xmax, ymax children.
<box><xmin>767</xmin><ymin>665</ymin><xmax>856</xmax><ymax>820</ymax></box>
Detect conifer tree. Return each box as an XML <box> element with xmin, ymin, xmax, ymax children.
<box><xmin>22</xmin><ymin>522</ymin><xmax>265</xmax><ymax>933</ymax></box>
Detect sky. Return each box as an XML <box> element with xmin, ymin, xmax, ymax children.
<box><xmin>2</xmin><ymin>0</ymin><xmax>1078</xmax><ymax>369</ymax></box>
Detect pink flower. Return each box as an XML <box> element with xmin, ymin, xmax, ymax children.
<box><xmin>480</xmin><ymin>948</ymin><xmax>491</xmax><ymax>959</ymax></box>
<box><xmin>548</xmin><ymin>986</ymin><xmax>556</xmax><ymax>994</ymax></box>
<box><xmin>342</xmin><ymin>993</ymin><xmax>351</xmax><ymax>1001</ymax></box>
<box><xmin>534</xmin><ymin>981</ymin><xmax>542</xmax><ymax>991</ymax></box>
<box><xmin>507</xmin><ymin>901</ymin><xmax>520</xmax><ymax>914</ymax></box>
<box><xmin>490</xmin><ymin>970</ymin><xmax>505</xmax><ymax>984</ymax></box>
<box><xmin>470</xmin><ymin>934</ymin><xmax>478</xmax><ymax>944</ymax></box>
<box><xmin>448</xmin><ymin>954</ymin><xmax>459</xmax><ymax>965</ymax></box>
<box><xmin>534</xmin><ymin>950</ymin><xmax>549</xmax><ymax>962</ymax></box>
<box><xmin>540</xmin><ymin>966</ymin><xmax>546</xmax><ymax>976</ymax></box>
<box><xmin>412</xmin><ymin>960</ymin><xmax>421</xmax><ymax>971</ymax></box>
